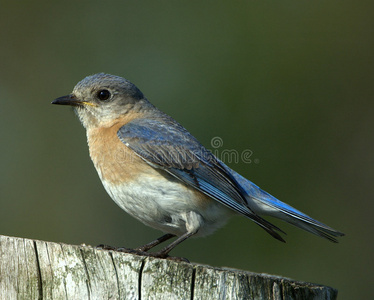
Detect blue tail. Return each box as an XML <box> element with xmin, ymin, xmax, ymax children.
<box><xmin>224</xmin><ymin>164</ymin><xmax>344</xmax><ymax>242</ymax></box>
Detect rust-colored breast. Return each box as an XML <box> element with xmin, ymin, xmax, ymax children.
<box><xmin>86</xmin><ymin>116</ymin><xmax>154</xmax><ymax>185</ymax></box>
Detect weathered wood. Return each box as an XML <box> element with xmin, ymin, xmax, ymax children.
<box><xmin>0</xmin><ymin>235</ymin><xmax>337</xmax><ymax>299</ymax></box>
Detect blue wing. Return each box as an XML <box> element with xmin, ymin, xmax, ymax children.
<box><xmin>118</xmin><ymin>116</ymin><xmax>344</xmax><ymax>242</ymax></box>
<box><xmin>117</xmin><ymin>117</ymin><xmax>285</xmax><ymax>242</ymax></box>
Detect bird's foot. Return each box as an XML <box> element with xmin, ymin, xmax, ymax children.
<box><xmin>95</xmin><ymin>244</ymin><xmax>145</xmax><ymax>255</ymax></box>
<box><xmin>144</xmin><ymin>250</ymin><xmax>190</xmax><ymax>263</ymax></box>
<box><xmin>96</xmin><ymin>244</ymin><xmax>117</xmax><ymax>251</ymax></box>
<box><xmin>116</xmin><ymin>247</ymin><xmax>150</xmax><ymax>256</ymax></box>
<box><xmin>96</xmin><ymin>244</ymin><xmax>189</xmax><ymax>262</ymax></box>
<box><xmin>165</xmin><ymin>256</ymin><xmax>190</xmax><ymax>263</ymax></box>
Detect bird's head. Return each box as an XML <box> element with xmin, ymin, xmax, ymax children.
<box><xmin>52</xmin><ymin>73</ymin><xmax>150</xmax><ymax>128</ymax></box>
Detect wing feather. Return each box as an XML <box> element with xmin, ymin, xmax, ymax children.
<box><xmin>117</xmin><ymin>117</ymin><xmax>285</xmax><ymax>241</ymax></box>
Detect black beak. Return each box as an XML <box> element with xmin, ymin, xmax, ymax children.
<box><xmin>52</xmin><ymin>94</ymin><xmax>81</xmax><ymax>107</ymax></box>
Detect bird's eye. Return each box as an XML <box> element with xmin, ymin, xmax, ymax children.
<box><xmin>97</xmin><ymin>89</ymin><xmax>111</xmax><ymax>101</ymax></box>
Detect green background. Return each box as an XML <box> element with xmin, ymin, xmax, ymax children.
<box><xmin>1</xmin><ymin>1</ymin><xmax>372</xmax><ymax>299</ymax></box>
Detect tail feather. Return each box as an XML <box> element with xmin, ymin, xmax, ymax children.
<box><xmin>223</xmin><ymin>163</ymin><xmax>345</xmax><ymax>242</ymax></box>
<box><xmin>249</xmin><ymin>188</ymin><xmax>345</xmax><ymax>242</ymax></box>
<box><xmin>281</xmin><ymin>214</ymin><xmax>344</xmax><ymax>243</ymax></box>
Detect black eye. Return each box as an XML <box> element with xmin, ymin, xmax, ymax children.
<box><xmin>97</xmin><ymin>89</ymin><xmax>111</xmax><ymax>101</ymax></box>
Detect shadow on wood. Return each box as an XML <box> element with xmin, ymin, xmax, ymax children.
<box><xmin>0</xmin><ymin>235</ymin><xmax>337</xmax><ymax>299</ymax></box>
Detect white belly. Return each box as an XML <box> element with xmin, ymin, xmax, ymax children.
<box><xmin>101</xmin><ymin>172</ymin><xmax>231</xmax><ymax>237</ymax></box>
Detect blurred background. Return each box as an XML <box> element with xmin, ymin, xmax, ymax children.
<box><xmin>0</xmin><ymin>1</ymin><xmax>372</xmax><ymax>298</ymax></box>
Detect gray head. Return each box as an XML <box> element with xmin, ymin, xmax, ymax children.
<box><xmin>52</xmin><ymin>73</ymin><xmax>152</xmax><ymax>128</ymax></box>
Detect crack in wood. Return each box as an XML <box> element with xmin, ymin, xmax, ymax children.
<box><xmin>109</xmin><ymin>251</ymin><xmax>121</xmax><ymax>298</ymax></box>
<box><xmin>190</xmin><ymin>267</ymin><xmax>196</xmax><ymax>300</ymax></box>
<box><xmin>138</xmin><ymin>259</ymin><xmax>146</xmax><ymax>300</ymax></box>
<box><xmin>33</xmin><ymin>241</ymin><xmax>43</xmax><ymax>300</ymax></box>
<box><xmin>79</xmin><ymin>248</ymin><xmax>92</xmax><ymax>299</ymax></box>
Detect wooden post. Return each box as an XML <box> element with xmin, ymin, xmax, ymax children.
<box><xmin>0</xmin><ymin>235</ymin><xmax>337</xmax><ymax>299</ymax></box>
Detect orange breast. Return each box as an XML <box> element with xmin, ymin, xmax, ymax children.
<box><xmin>86</xmin><ymin>116</ymin><xmax>215</xmax><ymax>211</ymax></box>
<box><xmin>86</xmin><ymin>117</ymin><xmax>154</xmax><ymax>185</ymax></box>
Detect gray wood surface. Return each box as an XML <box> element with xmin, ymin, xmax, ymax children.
<box><xmin>0</xmin><ymin>235</ymin><xmax>337</xmax><ymax>299</ymax></box>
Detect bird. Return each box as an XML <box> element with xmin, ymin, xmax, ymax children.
<box><xmin>52</xmin><ymin>73</ymin><xmax>344</xmax><ymax>258</ymax></box>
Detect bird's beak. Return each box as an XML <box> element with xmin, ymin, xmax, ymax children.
<box><xmin>52</xmin><ymin>94</ymin><xmax>97</xmax><ymax>107</ymax></box>
<box><xmin>52</xmin><ymin>94</ymin><xmax>81</xmax><ymax>106</ymax></box>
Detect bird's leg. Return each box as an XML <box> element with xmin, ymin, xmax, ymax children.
<box><xmin>150</xmin><ymin>230</ymin><xmax>197</xmax><ymax>259</ymax></box>
<box><xmin>101</xmin><ymin>231</ymin><xmax>196</xmax><ymax>262</ymax></box>
<box><xmin>96</xmin><ymin>233</ymin><xmax>175</xmax><ymax>254</ymax></box>
<box><xmin>135</xmin><ymin>233</ymin><xmax>175</xmax><ymax>252</ymax></box>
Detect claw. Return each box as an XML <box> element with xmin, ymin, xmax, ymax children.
<box><xmin>96</xmin><ymin>244</ymin><xmax>117</xmax><ymax>251</ymax></box>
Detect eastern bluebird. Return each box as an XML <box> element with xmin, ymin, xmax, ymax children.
<box><xmin>52</xmin><ymin>73</ymin><xmax>344</xmax><ymax>258</ymax></box>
